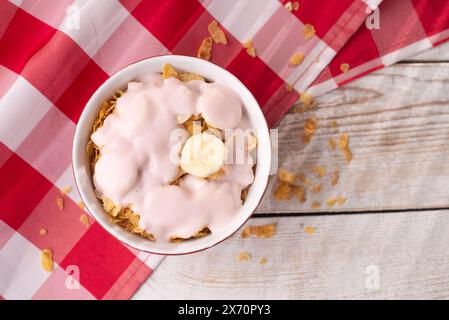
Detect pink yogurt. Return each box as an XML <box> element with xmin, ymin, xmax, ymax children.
<box><xmin>91</xmin><ymin>74</ymin><xmax>255</xmax><ymax>241</ymax></box>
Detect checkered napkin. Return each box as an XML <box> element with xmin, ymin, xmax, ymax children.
<box><xmin>1</xmin><ymin>0</ymin><xmax>448</xmax><ymax>300</ymax></box>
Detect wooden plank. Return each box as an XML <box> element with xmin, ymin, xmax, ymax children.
<box><xmin>256</xmin><ymin>63</ymin><xmax>449</xmax><ymax>213</ymax></box>
<box><xmin>134</xmin><ymin>210</ymin><xmax>449</xmax><ymax>299</ymax></box>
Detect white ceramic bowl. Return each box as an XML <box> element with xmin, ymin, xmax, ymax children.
<box><xmin>72</xmin><ymin>55</ymin><xmax>271</xmax><ymax>255</ymax></box>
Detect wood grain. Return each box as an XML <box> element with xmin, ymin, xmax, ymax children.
<box><xmin>134</xmin><ymin>210</ymin><xmax>449</xmax><ymax>299</ymax></box>
<box><xmin>257</xmin><ymin>63</ymin><xmax>449</xmax><ymax>213</ymax></box>
<box><xmin>402</xmin><ymin>42</ymin><xmax>449</xmax><ymax>62</ymax></box>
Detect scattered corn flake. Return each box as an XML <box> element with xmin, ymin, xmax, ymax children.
<box><xmin>60</xmin><ymin>185</ymin><xmax>72</xmax><ymax>195</ymax></box>
<box><xmin>77</xmin><ymin>201</ymin><xmax>85</xmax><ymax>209</ymax></box>
<box><xmin>274</xmin><ymin>182</ymin><xmax>293</xmax><ymax>201</ymax></box>
<box><xmin>208</xmin><ymin>20</ymin><xmax>227</xmax><ymax>44</ymax></box>
<box><xmin>326</xmin><ymin>198</ymin><xmax>338</xmax><ymax>207</ymax></box>
<box><xmin>292</xmin><ymin>1</ymin><xmax>300</xmax><ymax>10</ymax></box>
<box><xmin>340</xmin><ymin>63</ymin><xmax>350</xmax><ymax>73</ymax></box>
<box><xmin>162</xmin><ymin>63</ymin><xmax>178</xmax><ymax>79</ymax></box>
<box><xmin>303</xmin><ymin>24</ymin><xmax>316</xmax><ymax>40</ymax></box>
<box><xmin>304</xmin><ymin>226</ymin><xmax>316</xmax><ymax>235</ymax></box>
<box><xmin>285</xmin><ymin>1</ymin><xmax>293</xmax><ymax>11</ymax></box>
<box><xmin>302</xmin><ymin>133</ymin><xmax>312</xmax><ymax>144</ymax></box>
<box><xmin>293</xmin><ymin>185</ymin><xmax>306</xmax><ymax>203</ymax></box>
<box><xmin>312</xmin><ymin>184</ymin><xmax>322</xmax><ymax>193</ymax></box>
<box><xmin>299</xmin><ymin>92</ymin><xmax>314</xmax><ymax>108</ymax></box>
<box><xmin>285</xmin><ymin>83</ymin><xmax>294</xmax><ymax>93</ymax></box>
<box><xmin>246</xmin><ymin>47</ymin><xmax>257</xmax><ymax>58</ymax></box>
<box><xmin>241</xmin><ymin>224</ymin><xmax>277</xmax><ymax>239</ymax></box>
<box><xmin>298</xmin><ymin>172</ymin><xmax>311</xmax><ymax>186</ymax></box>
<box><xmin>289</xmin><ymin>52</ymin><xmax>305</xmax><ymax>66</ymax></box>
<box><xmin>177</xmin><ymin>73</ymin><xmax>205</xmax><ymax>82</ymax></box>
<box><xmin>259</xmin><ymin>257</ymin><xmax>268</xmax><ymax>265</ymax></box>
<box><xmin>80</xmin><ymin>214</ymin><xmax>90</xmax><ymax>228</ymax></box>
<box><xmin>328</xmin><ymin>138</ymin><xmax>337</xmax><ymax>150</ymax></box>
<box><xmin>242</xmin><ymin>40</ymin><xmax>253</xmax><ymax>49</ymax></box>
<box><xmin>311</xmin><ymin>201</ymin><xmax>321</xmax><ymax>209</ymax></box>
<box><xmin>337</xmin><ymin>196</ymin><xmax>346</xmax><ymax>205</ymax></box>
<box><xmin>312</xmin><ymin>166</ymin><xmax>326</xmax><ymax>177</ymax></box>
<box><xmin>197</xmin><ymin>37</ymin><xmax>213</xmax><ymax>61</ymax></box>
<box><xmin>237</xmin><ymin>251</ymin><xmax>252</xmax><ymax>262</ymax></box>
<box><xmin>278</xmin><ymin>168</ymin><xmax>296</xmax><ymax>184</ymax></box>
<box><xmin>331</xmin><ymin>169</ymin><xmax>339</xmax><ymax>186</ymax></box>
<box><xmin>55</xmin><ymin>197</ymin><xmax>64</xmax><ymax>210</ymax></box>
<box><xmin>331</xmin><ymin>120</ymin><xmax>338</xmax><ymax>128</ymax></box>
<box><xmin>41</xmin><ymin>249</ymin><xmax>53</xmax><ymax>272</ymax></box>
<box><xmin>339</xmin><ymin>133</ymin><xmax>353</xmax><ymax>162</ymax></box>
<box><xmin>39</xmin><ymin>228</ymin><xmax>47</xmax><ymax>236</ymax></box>
<box><xmin>303</xmin><ymin>117</ymin><xmax>317</xmax><ymax>143</ymax></box>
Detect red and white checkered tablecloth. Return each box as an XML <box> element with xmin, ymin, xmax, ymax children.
<box><xmin>1</xmin><ymin>0</ymin><xmax>449</xmax><ymax>300</ymax></box>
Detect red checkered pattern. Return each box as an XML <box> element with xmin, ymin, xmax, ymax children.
<box><xmin>1</xmin><ymin>0</ymin><xmax>448</xmax><ymax>300</ymax></box>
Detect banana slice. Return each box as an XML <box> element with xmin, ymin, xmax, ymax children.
<box><xmin>180</xmin><ymin>133</ymin><xmax>226</xmax><ymax>178</ymax></box>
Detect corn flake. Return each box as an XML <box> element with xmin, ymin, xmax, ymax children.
<box><xmin>41</xmin><ymin>249</ymin><xmax>53</xmax><ymax>272</ymax></box>
<box><xmin>56</xmin><ymin>197</ymin><xmax>64</xmax><ymax>210</ymax></box>
<box><xmin>208</xmin><ymin>20</ymin><xmax>227</xmax><ymax>45</ymax></box>
<box><xmin>340</xmin><ymin>63</ymin><xmax>350</xmax><ymax>73</ymax></box>
<box><xmin>274</xmin><ymin>182</ymin><xmax>293</xmax><ymax>201</ymax></box>
<box><xmin>285</xmin><ymin>1</ymin><xmax>293</xmax><ymax>11</ymax></box>
<box><xmin>237</xmin><ymin>251</ymin><xmax>252</xmax><ymax>262</ymax></box>
<box><xmin>331</xmin><ymin>169</ymin><xmax>339</xmax><ymax>186</ymax></box>
<box><xmin>328</xmin><ymin>138</ymin><xmax>337</xmax><ymax>150</ymax></box>
<box><xmin>312</xmin><ymin>166</ymin><xmax>326</xmax><ymax>177</ymax></box>
<box><xmin>299</xmin><ymin>92</ymin><xmax>314</xmax><ymax>108</ymax></box>
<box><xmin>304</xmin><ymin>226</ymin><xmax>316</xmax><ymax>235</ymax></box>
<box><xmin>339</xmin><ymin>133</ymin><xmax>353</xmax><ymax>162</ymax></box>
<box><xmin>289</xmin><ymin>52</ymin><xmax>305</xmax><ymax>66</ymax></box>
<box><xmin>278</xmin><ymin>168</ymin><xmax>296</xmax><ymax>184</ymax></box>
<box><xmin>311</xmin><ymin>201</ymin><xmax>321</xmax><ymax>209</ymax></box>
<box><xmin>197</xmin><ymin>37</ymin><xmax>213</xmax><ymax>61</ymax></box>
<box><xmin>259</xmin><ymin>257</ymin><xmax>268</xmax><ymax>265</ymax></box>
<box><xmin>39</xmin><ymin>228</ymin><xmax>47</xmax><ymax>236</ymax></box>
<box><xmin>294</xmin><ymin>185</ymin><xmax>306</xmax><ymax>203</ymax></box>
<box><xmin>60</xmin><ymin>186</ymin><xmax>72</xmax><ymax>195</ymax></box>
<box><xmin>303</xmin><ymin>24</ymin><xmax>316</xmax><ymax>39</ymax></box>
<box><xmin>80</xmin><ymin>214</ymin><xmax>90</xmax><ymax>228</ymax></box>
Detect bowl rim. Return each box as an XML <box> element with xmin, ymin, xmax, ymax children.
<box><xmin>72</xmin><ymin>54</ymin><xmax>271</xmax><ymax>255</ymax></box>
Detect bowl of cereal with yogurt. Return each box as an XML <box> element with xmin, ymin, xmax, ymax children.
<box><xmin>72</xmin><ymin>55</ymin><xmax>271</xmax><ymax>255</ymax></box>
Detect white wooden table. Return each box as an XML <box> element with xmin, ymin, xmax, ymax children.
<box><xmin>134</xmin><ymin>43</ymin><xmax>449</xmax><ymax>299</ymax></box>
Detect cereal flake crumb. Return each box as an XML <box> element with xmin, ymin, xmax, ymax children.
<box><xmin>60</xmin><ymin>186</ymin><xmax>72</xmax><ymax>195</ymax></box>
<box><xmin>208</xmin><ymin>20</ymin><xmax>227</xmax><ymax>45</ymax></box>
<box><xmin>237</xmin><ymin>251</ymin><xmax>252</xmax><ymax>262</ymax></box>
<box><xmin>241</xmin><ymin>224</ymin><xmax>277</xmax><ymax>239</ymax></box>
<box><xmin>331</xmin><ymin>120</ymin><xmax>338</xmax><ymax>128</ymax></box>
<box><xmin>274</xmin><ymin>182</ymin><xmax>292</xmax><ymax>201</ymax></box>
<box><xmin>197</xmin><ymin>37</ymin><xmax>213</xmax><ymax>61</ymax></box>
<box><xmin>285</xmin><ymin>1</ymin><xmax>293</xmax><ymax>11</ymax></box>
<box><xmin>80</xmin><ymin>214</ymin><xmax>90</xmax><ymax>228</ymax></box>
<box><xmin>312</xmin><ymin>184</ymin><xmax>322</xmax><ymax>193</ymax></box>
<box><xmin>304</xmin><ymin>226</ymin><xmax>316</xmax><ymax>235</ymax></box>
<box><xmin>328</xmin><ymin>138</ymin><xmax>337</xmax><ymax>150</ymax></box>
<box><xmin>41</xmin><ymin>249</ymin><xmax>53</xmax><ymax>272</ymax></box>
<box><xmin>340</xmin><ymin>63</ymin><xmax>350</xmax><ymax>73</ymax></box>
<box><xmin>311</xmin><ymin>201</ymin><xmax>321</xmax><ymax>209</ymax></box>
<box><xmin>302</xmin><ymin>117</ymin><xmax>317</xmax><ymax>144</ymax></box>
<box><xmin>337</xmin><ymin>196</ymin><xmax>346</xmax><ymax>205</ymax></box>
<box><xmin>326</xmin><ymin>197</ymin><xmax>338</xmax><ymax>207</ymax></box>
<box><xmin>339</xmin><ymin>133</ymin><xmax>353</xmax><ymax>162</ymax></box>
<box><xmin>259</xmin><ymin>257</ymin><xmax>268</xmax><ymax>265</ymax></box>
<box><xmin>303</xmin><ymin>24</ymin><xmax>316</xmax><ymax>39</ymax></box>
<box><xmin>312</xmin><ymin>166</ymin><xmax>326</xmax><ymax>177</ymax></box>
<box><xmin>39</xmin><ymin>228</ymin><xmax>47</xmax><ymax>236</ymax></box>
<box><xmin>285</xmin><ymin>83</ymin><xmax>294</xmax><ymax>93</ymax></box>
<box><xmin>331</xmin><ymin>169</ymin><xmax>339</xmax><ymax>186</ymax></box>
<box><xmin>56</xmin><ymin>197</ymin><xmax>64</xmax><ymax>210</ymax></box>
<box><xmin>77</xmin><ymin>201</ymin><xmax>85</xmax><ymax>209</ymax></box>
<box><xmin>289</xmin><ymin>52</ymin><xmax>305</xmax><ymax>67</ymax></box>
<box><xmin>299</xmin><ymin>92</ymin><xmax>314</xmax><ymax>108</ymax></box>
<box><xmin>278</xmin><ymin>168</ymin><xmax>296</xmax><ymax>184</ymax></box>
<box><xmin>293</xmin><ymin>185</ymin><xmax>306</xmax><ymax>203</ymax></box>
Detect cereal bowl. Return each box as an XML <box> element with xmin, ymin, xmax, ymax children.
<box><xmin>72</xmin><ymin>55</ymin><xmax>271</xmax><ymax>255</ymax></box>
